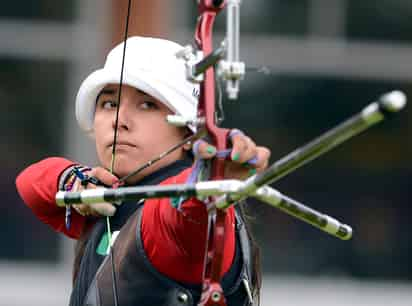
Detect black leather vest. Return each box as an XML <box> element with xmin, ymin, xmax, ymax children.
<box><xmin>82</xmin><ymin>202</ymin><xmax>258</xmax><ymax>306</ymax></box>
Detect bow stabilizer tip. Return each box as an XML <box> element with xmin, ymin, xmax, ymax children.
<box><xmin>379</xmin><ymin>90</ymin><xmax>407</xmax><ymax>112</ymax></box>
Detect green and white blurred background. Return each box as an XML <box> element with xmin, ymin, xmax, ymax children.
<box><xmin>1</xmin><ymin>1</ymin><xmax>411</xmax><ymax>305</ymax></box>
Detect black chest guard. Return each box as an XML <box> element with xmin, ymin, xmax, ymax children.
<box><xmin>75</xmin><ymin>201</ymin><xmax>257</xmax><ymax>306</ymax></box>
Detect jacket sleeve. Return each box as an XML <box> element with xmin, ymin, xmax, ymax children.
<box><xmin>141</xmin><ymin>169</ymin><xmax>236</xmax><ymax>284</ymax></box>
<box><xmin>16</xmin><ymin>157</ymin><xmax>87</xmax><ymax>239</ymax></box>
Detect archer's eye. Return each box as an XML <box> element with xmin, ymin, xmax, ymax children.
<box><xmin>101</xmin><ymin>100</ymin><xmax>118</xmax><ymax>109</ymax></box>
<box><xmin>140</xmin><ymin>101</ymin><xmax>159</xmax><ymax>110</ymax></box>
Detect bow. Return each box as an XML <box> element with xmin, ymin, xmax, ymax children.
<box><xmin>192</xmin><ymin>2</ymin><xmax>232</xmax><ymax>305</ymax></box>
<box><xmin>56</xmin><ymin>1</ymin><xmax>407</xmax><ymax>305</ymax></box>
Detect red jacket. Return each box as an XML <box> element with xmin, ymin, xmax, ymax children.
<box><xmin>15</xmin><ymin>157</ymin><xmax>235</xmax><ymax>284</ymax></box>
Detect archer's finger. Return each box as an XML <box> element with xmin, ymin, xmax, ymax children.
<box><xmin>90</xmin><ymin>202</ymin><xmax>117</xmax><ymax>216</ymax></box>
<box><xmin>73</xmin><ymin>204</ymin><xmax>94</xmax><ymax>216</ymax></box>
<box><xmin>253</xmin><ymin>146</ymin><xmax>271</xmax><ymax>173</ymax></box>
<box><xmin>230</xmin><ymin>134</ymin><xmax>258</xmax><ymax>164</ymax></box>
<box><xmin>193</xmin><ymin>139</ymin><xmax>217</xmax><ymax>159</ymax></box>
<box><xmin>88</xmin><ymin>167</ymin><xmax>119</xmax><ymax>186</ymax></box>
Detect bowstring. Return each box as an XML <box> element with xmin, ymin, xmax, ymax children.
<box><xmin>107</xmin><ymin>0</ymin><xmax>133</xmax><ymax>305</ymax></box>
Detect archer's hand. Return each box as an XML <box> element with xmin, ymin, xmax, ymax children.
<box><xmin>194</xmin><ymin>130</ymin><xmax>271</xmax><ymax>180</ymax></box>
<box><xmin>71</xmin><ymin>167</ymin><xmax>119</xmax><ymax>217</ymax></box>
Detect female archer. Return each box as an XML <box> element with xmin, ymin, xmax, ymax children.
<box><xmin>16</xmin><ymin>36</ymin><xmax>270</xmax><ymax>306</ymax></box>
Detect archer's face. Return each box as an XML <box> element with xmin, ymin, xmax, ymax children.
<box><xmin>93</xmin><ymin>84</ymin><xmax>188</xmax><ymax>183</ymax></box>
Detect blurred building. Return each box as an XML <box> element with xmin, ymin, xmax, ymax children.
<box><xmin>1</xmin><ymin>0</ymin><xmax>411</xmax><ymax>305</ymax></box>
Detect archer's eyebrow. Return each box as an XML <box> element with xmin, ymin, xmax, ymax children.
<box><xmin>99</xmin><ymin>88</ymin><xmax>117</xmax><ymax>96</ymax></box>
<box><xmin>96</xmin><ymin>87</ymin><xmax>153</xmax><ymax>103</ymax></box>
<box><xmin>95</xmin><ymin>88</ymin><xmax>117</xmax><ymax>105</ymax></box>
<box><xmin>136</xmin><ymin>88</ymin><xmax>153</xmax><ymax>98</ymax></box>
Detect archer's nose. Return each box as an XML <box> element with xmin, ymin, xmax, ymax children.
<box><xmin>112</xmin><ymin>103</ymin><xmax>131</xmax><ymax>131</ymax></box>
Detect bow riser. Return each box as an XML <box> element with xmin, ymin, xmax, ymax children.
<box><xmin>196</xmin><ymin>1</ymin><xmax>231</xmax><ymax>306</ymax></box>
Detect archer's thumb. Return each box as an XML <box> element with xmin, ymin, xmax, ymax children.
<box><xmin>90</xmin><ymin>203</ymin><xmax>117</xmax><ymax>216</ymax></box>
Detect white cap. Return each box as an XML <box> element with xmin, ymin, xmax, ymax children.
<box><xmin>75</xmin><ymin>36</ymin><xmax>199</xmax><ymax>133</ymax></box>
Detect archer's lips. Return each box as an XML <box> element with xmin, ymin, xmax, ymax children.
<box><xmin>108</xmin><ymin>141</ymin><xmax>137</xmax><ymax>148</ymax></box>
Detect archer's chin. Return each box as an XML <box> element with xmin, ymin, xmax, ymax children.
<box><xmin>110</xmin><ymin>156</ymin><xmax>139</xmax><ymax>178</ymax></box>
